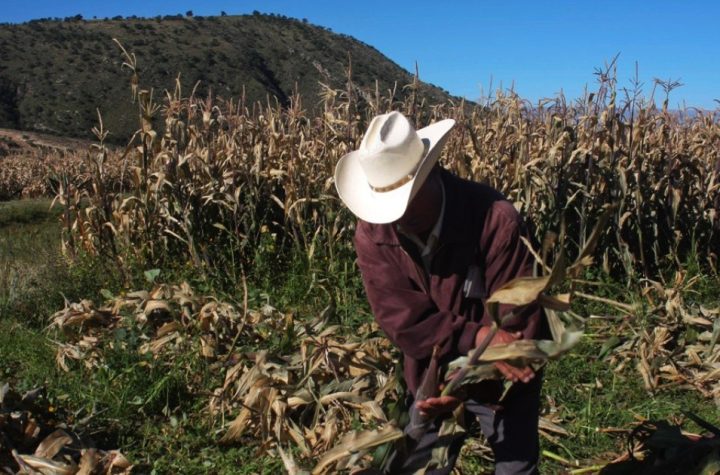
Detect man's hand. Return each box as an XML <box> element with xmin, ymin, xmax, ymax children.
<box><xmin>475</xmin><ymin>326</ymin><xmax>534</xmax><ymax>384</ymax></box>
<box><xmin>415</xmin><ymin>390</ymin><xmax>462</xmax><ymax>419</ymax></box>
<box><xmin>416</xmin><ymin>327</ymin><xmax>534</xmax><ymax>418</ymax></box>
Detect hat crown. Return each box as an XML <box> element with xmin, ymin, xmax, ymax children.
<box><xmin>333</xmin><ymin>110</ymin><xmax>455</xmax><ymax>224</ymax></box>
<box><xmin>358</xmin><ymin>112</ymin><xmax>425</xmax><ymax>189</ymax></box>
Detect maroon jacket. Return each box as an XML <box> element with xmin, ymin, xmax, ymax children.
<box><xmin>354</xmin><ymin>168</ymin><xmax>548</xmax><ymax>396</ymax></box>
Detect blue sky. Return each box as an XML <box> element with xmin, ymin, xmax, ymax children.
<box><xmin>3</xmin><ymin>1</ymin><xmax>719</xmax><ymax>108</ymax></box>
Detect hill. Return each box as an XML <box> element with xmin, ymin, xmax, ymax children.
<box><xmin>0</xmin><ymin>13</ymin><xmax>453</xmax><ymax>142</ymax></box>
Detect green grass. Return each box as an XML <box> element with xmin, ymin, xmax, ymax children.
<box><xmin>1</xmin><ymin>311</ymin><xmax>283</xmax><ymax>474</ymax></box>
<box><xmin>542</xmin><ymin>335</ymin><xmax>717</xmax><ymax>462</ymax></box>
<box><xmin>0</xmin><ymin>198</ymin><xmax>284</xmax><ymax>474</ymax></box>
<box><xmin>459</xmin><ymin>268</ymin><xmax>720</xmax><ymax>473</ymax></box>
<box><xmin>2</xmin><ymin>197</ymin><xmax>720</xmax><ymax>474</ymax></box>
<box><xmin>0</xmin><ymin>197</ymin><xmax>62</xmax><ymax>226</ymax></box>
<box><xmin>0</xmin><ymin>198</ymin><xmax>63</xmax><ymax>318</ymax></box>
<box><xmin>131</xmin><ymin>424</ymin><xmax>285</xmax><ymax>474</ymax></box>
<box><xmin>459</xmin><ymin>330</ymin><xmax>720</xmax><ymax>473</ymax></box>
<box><xmin>0</xmin><ymin>318</ymin><xmax>59</xmax><ymax>389</ymax></box>
<box><xmin>0</xmin><ymin>198</ymin><xmax>126</xmax><ymax>325</ymax></box>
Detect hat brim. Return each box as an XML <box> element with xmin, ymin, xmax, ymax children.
<box><xmin>335</xmin><ymin>118</ymin><xmax>455</xmax><ymax>224</ymax></box>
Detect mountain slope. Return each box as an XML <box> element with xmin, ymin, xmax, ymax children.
<box><xmin>0</xmin><ymin>13</ymin><xmax>453</xmax><ymax>142</ymax></box>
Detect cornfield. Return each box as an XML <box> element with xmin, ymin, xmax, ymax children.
<box><xmin>55</xmin><ymin>48</ymin><xmax>719</xmax><ymax>286</ymax></box>
<box><xmin>3</xmin><ymin>42</ymin><xmax>720</xmax><ymax>472</ymax></box>
<box><xmin>0</xmin><ymin>131</ymin><xmax>125</xmax><ymax>201</ymax></box>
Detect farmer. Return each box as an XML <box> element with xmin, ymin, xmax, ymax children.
<box><xmin>334</xmin><ymin>111</ymin><xmax>549</xmax><ymax>474</ymax></box>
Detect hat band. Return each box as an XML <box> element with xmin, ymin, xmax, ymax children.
<box><xmin>369</xmin><ymin>172</ymin><xmax>414</xmax><ymax>193</ymax></box>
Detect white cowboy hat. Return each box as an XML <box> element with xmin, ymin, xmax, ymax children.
<box><xmin>334</xmin><ymin>111</ymin><xmax>455</xmax><ymax>224</ymax></box>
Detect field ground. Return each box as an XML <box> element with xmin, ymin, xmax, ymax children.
<box><xmin>2</xmin><ymin>198</ymin><xmax>719</xmax><ymax>474</ymax></box>
<box><xmin>0</xmin><ymin>128</ymin><xmax>96</xmax><ymax>153</ymax></box>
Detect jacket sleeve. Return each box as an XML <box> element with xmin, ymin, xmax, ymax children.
<box><xmin>354</xmin><ymin>224</ymin><xmax>484</xmax><ymax>362</ymax></box>
<box><xmin>481</xmin><ymin>201</ymin><xmax>545</xmax><ymax>339</ymax></box>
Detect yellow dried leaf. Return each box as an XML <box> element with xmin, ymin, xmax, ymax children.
<box><xmin>312</xmin><ymin>425</ymin><xmax>403</xmax><ymax>475</ymax></box>
<box><xmin>537</xmin><ymin>293</ymin><xmax>571</xmax><ymax>311</ymax></box>
<box><xmin>156</xmin><ymin>321</ymin><xmax>180</xmax><ymax>337</ymax></box>
<box><xmin>77</xmin><ymin>448</ymin><xmax>98</xmax><ymax>475</ymax></box>
<box><xmin>15</xmin><ymin>453</ymin><xmax>76</xmax><ymax>474</ymax></box>
<box><xmin>34</xmin><ymin>429</ymin><xmax>73</xmax><ymax>459</ymax></box>
<box><xmin>319</xmin><ymin>392</ymin><xmax>367</xmax><ymax>406</ymax></box>
<box><xmin>103</xmin><ymin>450</ymin><xmax>133</xmax><ymax>473</ymax></box>
<box><xmin>487</xmin><ymin>276</ymin><xmax>550</xmax><ymax>306</ymax></box>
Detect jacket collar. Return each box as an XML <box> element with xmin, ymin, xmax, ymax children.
<box><xmin>437</xmin><ymin>168</ymin><xmax>475</xmax><ymax>246</ymax></box>
<box><xmin>365</xmin><ymin>167</ymin><xmax>475</xmax><ymax>247</ymax></box>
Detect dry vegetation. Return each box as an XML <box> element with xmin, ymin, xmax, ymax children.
<box><xmin>2</xmin><ymin>46</ymin><xmax>720</xmax><ymax>473</ymax></box>
<box><xmin>44</xmin><ymin>222</ymin><xmax>597</xmax><ymax>474</ymax></box>
<box><xmin>0</xmin><ymin>382</ymin><xmax>132</xmax><ymax>474</ymax></box>
<box><xmin>55</xmin><ymin>52</ymin><xmax>719</xmax><ymax>283</ymax></box>
<box><xmin>0</xmin><ymin>129</ymin><xmax>126</xmax><ymax>200</ymax></box>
